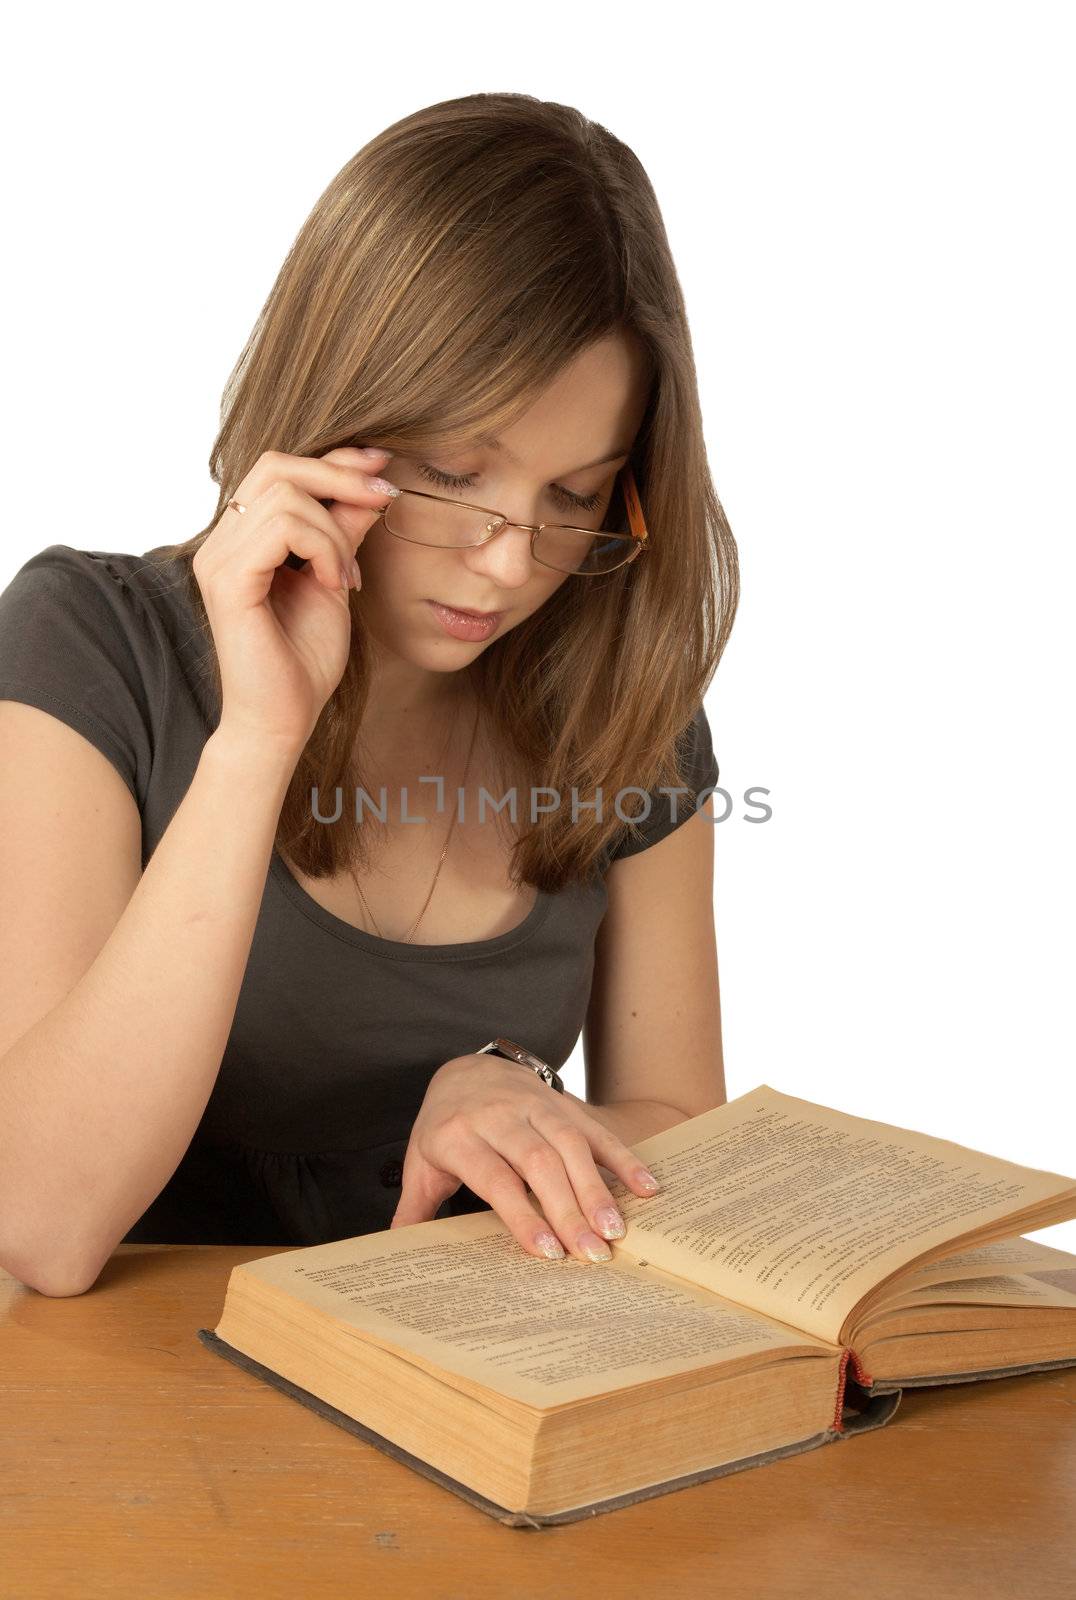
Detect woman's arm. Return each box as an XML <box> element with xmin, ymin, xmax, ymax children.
<box><xmin>567</xmin><ymin>1096</ymin><xmax>690</xmax><ymax>1146</ymax></box>
<box><xmin>0</xmin><ymin>704</ymin><xmax>298</xmax><ymax>1297</ymax></box>
<box><xmin>582</xmin><ymin>798</ymin><xmax>726</xmax><ymax>1141</ymax></box>
<box><xmin>381</xmin><ymin>809</ymin><xmax>724</xmax><ymax>1261</ymax></box>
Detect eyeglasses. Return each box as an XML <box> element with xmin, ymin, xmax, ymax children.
<box><xmin>373</xmin><ymin>462</ymin><xmax>650</xmax><ymax>577</ymax></box>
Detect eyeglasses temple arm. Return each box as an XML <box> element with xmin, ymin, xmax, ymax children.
<box><xmin>621</xmin><ymin>465</ymin><xmax>649</xmax><ymax>546</ymax></box>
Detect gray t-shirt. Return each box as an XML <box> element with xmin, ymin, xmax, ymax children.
<box><xmin>0</xmin><ymin>543</ymin><xmax>719</xmax><ymax>1246</ymax></box>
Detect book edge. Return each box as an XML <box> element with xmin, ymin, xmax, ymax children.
<box><xmin>862</xmin><ymin>1353</ymin><xmax>1076</xmax><ymax>1395</ymax></box>
<box><xmin>195</xmin><ymin>1327</ymin><xmax>893</xmax><ymax>1527</ymax></box>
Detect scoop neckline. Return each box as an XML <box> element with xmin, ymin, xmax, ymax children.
<box><xmin>269</xmin><ymin>847</ymin><xmax>553</xmax><ymax>961</ymax></box>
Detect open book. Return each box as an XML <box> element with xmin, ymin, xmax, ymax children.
<box><xmin>197</xmin><ymin>1084</ymin><xmax>1076</xmax><ymax>1526</ymax></box>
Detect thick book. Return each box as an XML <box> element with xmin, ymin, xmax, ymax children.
<box><xmin>196</xmin><ymin>1084</ymin><xmax>1076</xmax><ymax>1525</ymax></box>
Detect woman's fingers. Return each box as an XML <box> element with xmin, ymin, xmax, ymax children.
<box><xmin>497</xmin><ymin>1122</ymin><xmax>620</xmax><ymax>1260</ymax></box>
<box><xmin>238</xmin><ymin>445</ymin><xmax>398</xmax><ymax>522</ymax></box>
<box><xmin>394</xmin><ymin>1056</ymin><xmax>665</xmax><ymax>1264</ymax></box>
<box><xmin>390</xmin><ymin>1160</ymin><xmax>465</xmax><ymax>1230</ymax></box>
<box><xmin>205</xmin><ymin>446</ymin><xmax>399</xmax><ymax>600</ymax></box>
<box><xmin>444</xmin><ymin>1134</ymin><xmax>581</xmax><ymax>1262</ymax></box>
<box><xmin>237</xmin><ymin>470</ymin><xmax>394</xmax><ymax>593</ymax></box>
<box><xmin>534</xmin><ymin>1103</ymin><xmax>663</xmax><ymax>1202</ymax></box>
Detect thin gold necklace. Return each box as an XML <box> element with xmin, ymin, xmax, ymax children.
<box><xmin>348</xmin><ymin>690</ymin><xmax>483</xmax><ymax>943</ymax></box>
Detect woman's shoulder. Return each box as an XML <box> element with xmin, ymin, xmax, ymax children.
<box><xmin>0</xmin><ymin>540</ymin><xmax>197</xmax><ymax>637</ymax></box>
<box><xmin>0</xmin><ymin>541</ymin><xmax>205</xmax><ymax>811</ymax></box>
<box><xmin>604</xmin><ymin>699</ymin><xmax>720</xmax><ymax>864</ymax></box>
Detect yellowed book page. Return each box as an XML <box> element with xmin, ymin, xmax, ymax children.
<box><xmin>884</xmin><ymin>1236</ymin><xmax>1076</xmax><ymax>1293</ymax></box>
<box><xmin>854</xmin><ymin>1237</ymin><xmax>1076</xmax><ymax>1323</ymax></box>
<box><xmin>862</xmin><ymin>1265</ymin><xmax>1076</xmax><ymax>1314</ymax></box>
<box><xmin>232</xmin><ymin>1208</ymin><xmax>833</xmax><ymax>1409</ymax></box>
<box><xmin>601</xmin><ymin>1083</ymin><xmax>1076</xmax><ymax>1345</ymax></box>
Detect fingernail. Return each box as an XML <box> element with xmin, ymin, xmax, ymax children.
<box><xmin>350</xmin><ymin>557</ymin><xmax>361</xmax><ymax>588</ymax></box>
<box><xmin>636</xmin><ymin>1168</ymin><xmax>660</xmax><ymax>1192</ymax></box>
<box><xmin>339</xmin><ymin>564</ymin><xmax>350</xmax><ymax>592</ymax></box>
<box><xmin>579</xmin><ymin>1231</ymin><xmax>612</xmax><ymax>1261</ymax></box>
<box><xmin>595</xmin><ymin>1206</ymin><xmax>625</xmax><ymax>1239</ymax></box>
<box><xmin>368</xmin><ymin>476</ymin><xmax>402</xmax><ymax>498</ymax></box>
<box><xmin>535</xmin><ymin>1232</ymin><xmax>565</xmax><ymax>1260</ymax></box>
<box><xmin>358</xmin><ymin>445</ymin><xmax>393</xmax><ymax>460</ymax></box>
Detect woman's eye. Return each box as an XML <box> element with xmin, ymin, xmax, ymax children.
<box><xmin>417</xmin><ymin>463</ymin><xmax>475</xmax><ymax>493</ymax></box>
<box><xmin>416</xmin><ymin>461</ymin><xmax>602</xmax><ymax>516</ymax></box>
<box><xmin>553</xmin><ymin>484</ymin><xmax>602</xmax><ymax>515</ymax></box>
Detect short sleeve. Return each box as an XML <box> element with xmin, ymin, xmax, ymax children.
<box><xmin>606</xmin><ymin>701</ymin><xmax>720</xmax><ymax>863</ymax></box>
<box><xmin>0</xmin><ymin>544</ymin><xmax>161</xmax><ymax>807</ymax></box>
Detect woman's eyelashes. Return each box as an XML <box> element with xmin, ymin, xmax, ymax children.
<box><xmin>416</xmin><ymin>461</ymin><xmax>603</xmax><ymax>516</ymax></box>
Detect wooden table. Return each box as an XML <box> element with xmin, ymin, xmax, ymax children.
<box><xmin>3</xmin><ymin>1244</ymin><xmax>1075</xmax><ymax>1599</ymax></box>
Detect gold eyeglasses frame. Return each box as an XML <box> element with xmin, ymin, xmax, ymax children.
<box><xmin>372</xmin><ymin>461</ymin><xmax>650</xmax><ymax>577</ymax></box>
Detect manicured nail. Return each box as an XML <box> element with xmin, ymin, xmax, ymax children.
<box><xmin>579</xmin><ymin>1231</ymin><xmax>612</xmax><ymax>1261</ymax></box>
<box><xmin>535</xmin><ymin>1232</ymin><xmax>565</xmax><ymax>1260</ymax></box>
<box><xmin>350</xmin><ymin>557</ymin><xmax>361</xmax><ymax>588</ymax></box>
<box><xmin>339</xmin><ymin>564</ymin><xmax>350</xmax><ymax>592</ymax></box>
<box><xmin>636</xmin><ymin>1168</ymin><xmax>660</xmax><ymax>1192</ymax></box>
<box><xmin>595</xmin><ymin>1206</ymin><xmax>625</xmax><ymax>1239</ymax></box>
<box><xmin>358</xmin><ymin>446</ymin><xmax>393</xmax><ymax>460</ymax></box>
<box><xmin>368</xmin><ymin>476</ymin><xmax>402</xmax><ymax>497</ymax></box>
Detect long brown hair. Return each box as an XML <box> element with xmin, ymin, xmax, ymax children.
<box><xmin>162</xmin><ymin>91</ymin><xmax>739</xmax><ymax>893</ymax></box>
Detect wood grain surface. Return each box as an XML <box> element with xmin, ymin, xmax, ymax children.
<box><xmin>3</xmin><ymin>1243</ymin><xmax>1075</xmax><ymax>1599</ymax></box>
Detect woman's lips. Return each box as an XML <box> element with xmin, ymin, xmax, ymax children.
<box><xmin>426</xmin><ymin>599</ymin><xmax>504</xmax><ymax>640</ymax></box>
<box><xmin>430</xmin><ymin>599</ymin><xmax>502</xmax><ymax>618</ymax></box>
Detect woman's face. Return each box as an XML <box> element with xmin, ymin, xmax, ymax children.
<box><xmin>344</xmin><ymin>330</ymin><xmax>651</xmax><ymax>687</ymax></box>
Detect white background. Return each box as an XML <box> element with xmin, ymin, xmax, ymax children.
<box><xmin>3</xmin><ymin>2</ymin><xmax>1073</xmax><ymax>1250</ymax></box>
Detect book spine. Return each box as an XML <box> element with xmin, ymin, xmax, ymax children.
<box><xmin>832</xmin><ymin>1349</ymin><xmax>851</xmax><ymax>1431</ymax></box>
<box><xmin>832</xmin><ymin>1346</ymin><xmax>876</xmax><ymax>1433</ymax></box>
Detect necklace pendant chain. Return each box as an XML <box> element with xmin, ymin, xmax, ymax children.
<box><xmin>349</xmin><ymin>691</ymin><xmax>482</xmax><ymax>943</ymax></box>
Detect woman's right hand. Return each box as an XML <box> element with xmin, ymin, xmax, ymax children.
<box><xmin>192</xmin><ymin>445</ymin><xmax>399</xmax><ymax>757</ymax></box>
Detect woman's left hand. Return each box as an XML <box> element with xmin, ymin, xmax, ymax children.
<box><xmin>389</xmin><ymin>1054</ymin><xmax>660</xmax><ymax>1262</ymax></box>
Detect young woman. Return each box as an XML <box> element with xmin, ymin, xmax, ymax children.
<box><xmin>0</xmin><ymin>92</ymin><xmax>738</xmax><ymax>1296</ymax></box>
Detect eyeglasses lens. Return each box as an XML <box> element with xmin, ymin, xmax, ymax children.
<box><xmin>382</xmin><ymin>494</ymin><xmax>635</xmax><ymax>575</ymax></box>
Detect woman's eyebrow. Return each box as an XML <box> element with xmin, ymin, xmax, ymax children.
<box><xmin>473</xmin><ymin>431</ymin><xmax>632</xmax><ymax>474</ymax></box>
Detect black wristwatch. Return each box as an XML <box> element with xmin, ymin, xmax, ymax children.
<box><xmin>476</xmin><ymin>1036</ymin><xmax>566</xmax><ymax>1093</ymax></box>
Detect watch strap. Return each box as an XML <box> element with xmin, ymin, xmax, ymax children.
<box><xmin>476</xmin><ymin>1036</ymin><xmax>565</xmax><ymax>1093</ymax></box>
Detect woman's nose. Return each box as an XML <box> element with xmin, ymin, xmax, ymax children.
<box><xmin>463</xmin><ymin>522</ymin><xmax>540</xmax><ymax>586</ymax></box>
